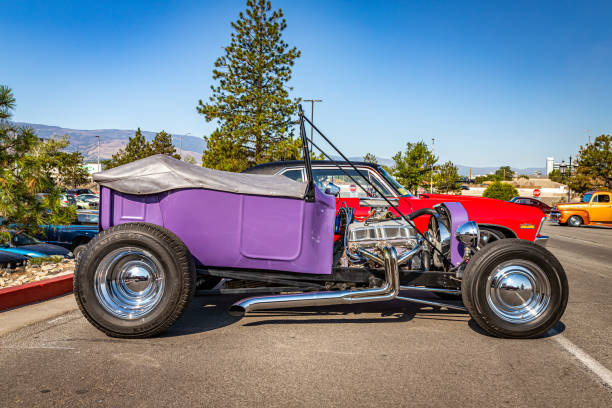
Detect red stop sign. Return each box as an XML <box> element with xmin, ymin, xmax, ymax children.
<box><xmin>533</xmin><ymin>189</ymin><xmax>541</xmax><ymax>197</ymax></box>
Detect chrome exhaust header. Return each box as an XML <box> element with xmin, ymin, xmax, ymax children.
<box><xmin>228</xmin><ymin>246</ymin><xmax>400</xmax><ymax>317</ymax></box>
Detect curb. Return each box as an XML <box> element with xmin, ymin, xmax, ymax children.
<box><xmin>0</xmin><ymin>274</ymin><xmax>74</xmax><ymax>311</ymax></box>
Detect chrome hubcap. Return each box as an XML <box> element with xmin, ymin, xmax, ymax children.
<box><xmin>486</xmin><ymin>260</ymin><xmax>550</xmax><ymax>323</ymax></box>
<box><xmin>94</xmin><ymin>248</ymin><xmax>165</xmax><ymax>319</ymax></box>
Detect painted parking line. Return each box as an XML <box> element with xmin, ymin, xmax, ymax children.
<box><xmin>554</xmin><ymin>335</ymin><xmax>612</xmax><ymax>390</ymax></box>
<box><xmin>548</xmin><ymin>232</ymin><xmax>612</xmax><ymax>250</ymax></box>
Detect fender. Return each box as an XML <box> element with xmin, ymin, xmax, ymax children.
<box><xmin>559</xmin><ymin>209</ymin><xmax>590</xmax><ymax>225</ymax></box>
<box><xmin>477</xmin><ymin>224</ymin><xmax>517</xmax><ymax>238</ymax></box>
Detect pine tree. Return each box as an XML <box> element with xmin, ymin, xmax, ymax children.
<box><xmin>392</xmin><ymin>141</ymin><xmax>438</xmax><ymax>194</ymax></box>
<box><xmin>104</xmin><ymin>128</ymin><xmax>151</xmax><ymax>169</ymax></box>
<box><xmin>56</xmin><ymin>151</ymin><xmax>90</xmax><ymax>188</ymax></box>
<box><xmin>150</xmin><ymin>131</ymin><xmax>180</xmax><ymax>159</ymax></box>
<box><xmin>197</xmin><ymin>0</ymin><xmax>302</xmax><ymax>172</ymax></box>
<box><xmin>434</xmin><ymin>161</ymin><xmax>461</xmax><ymax>194</ymax></box>
<box><xmin>0</xmin><ymin>86</ymin><xmax>75</xmax><ymax>243</ymax></box>
<box><xmin>569</xmin><ymin>135</ymin><xmax>612</xmax><ymax>191</ymax></box>
<box><xmin>363</xmin><ymin>153</ymin><xmax>378</xmax><ymax>164</ymax></box>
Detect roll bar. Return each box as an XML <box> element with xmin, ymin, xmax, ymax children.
<box><xmin>297</xmin><ymin>104</ymin><xmax>445</xmax><ymax>259</ymax></box>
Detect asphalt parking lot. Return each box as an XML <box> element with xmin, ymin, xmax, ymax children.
<box><xmin>1</xmin><ymin>223</ymin><xmax>610</xmax><ymax>407</ymax></box>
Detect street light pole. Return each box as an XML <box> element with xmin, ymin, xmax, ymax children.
<box><xmin>559</xmin><ymin>160</ymin><xmax>567</xmax><ymax>202</ymax></box>
<box><xmin>568</xmin><ymin>155</ymin><xmax>572</xmax><ymax>202</ymax></box>
<box><xmin>95</xmin><ymin>135</ymin><xmax>100</xmax><ymax>171</ymax></box>
<box><xmin>430</xmin><ymin>138</ymin><xmax>435</xmax><ymax>193</ymax></box>
<box><xmin>303</xmin><ymin>99</ymin><xmax>322</xmax><ymax>152</ymax></box>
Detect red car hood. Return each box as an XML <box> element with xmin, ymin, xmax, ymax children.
<box><xmin>399</xmin><ymin>194</ymin><xmax>545</xmax><ymax>241</ymax></box>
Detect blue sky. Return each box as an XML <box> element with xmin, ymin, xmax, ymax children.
<box><xmin>2</xmin><ymin>0</ymin><xmax>611</xmax><ymax>167</ymax></box>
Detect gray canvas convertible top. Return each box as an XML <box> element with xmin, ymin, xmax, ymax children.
<box><xmin>93</xmin><ymin>154</ymin><xmax>308</xmax><ymax>199</ymax></box>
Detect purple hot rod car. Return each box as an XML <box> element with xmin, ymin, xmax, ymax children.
<box><xmin>74</xmin><ymin>107</ymin><xmax>568</xmax><ymax>339</ymax></box>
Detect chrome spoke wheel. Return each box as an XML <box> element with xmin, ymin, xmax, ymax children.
<box><xmin>486</xmin><ymin>260</ymin><xmax>551</xmax><ymax>323</ymax></box>
<box><xmin>94</xmin><ymin>247</ymin><xmax>165</xmax><ymax>319</ymax></box>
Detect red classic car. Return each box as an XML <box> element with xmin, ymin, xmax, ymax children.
<box><xmin>244</xmin><ymin>161</ymin><xmax>548</xmax><ymax>246</ymax></box>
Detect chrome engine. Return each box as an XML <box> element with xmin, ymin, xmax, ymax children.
<box><xmin>347</xmin><ymin>219</ymin><xmax>417</xmax><ymax>254</ymax></box>
<box><xmin>341</xmin><ymin>200</ymin><xmax>452</xmax><ymax>271</ymax></box>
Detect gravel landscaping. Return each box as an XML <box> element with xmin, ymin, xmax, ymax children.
<box><xmin>0</xmin><ymin>259</ymin><xmax>74</xmax><ymax>289</ymax></box>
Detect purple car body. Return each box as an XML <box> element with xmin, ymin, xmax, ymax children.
<box><xmin>99</xmin><ymin>184</ymin><xmax>473</xmax><ymax>274</ymax></box>
<box><xmin>99</xmin><ymin>185</ymin><xmax>336</xmax><ymax>275</ymax></box>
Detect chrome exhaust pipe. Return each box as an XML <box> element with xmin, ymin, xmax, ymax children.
<box><xmin>228</xmin><ymin>246</ymin><xmax>400</xmax><ymax>317</ymax></box>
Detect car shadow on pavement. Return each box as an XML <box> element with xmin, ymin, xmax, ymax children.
<box><xmin>238</xmin><ymin>299</ymin><xmax>468</xmax><ymax>327</ymax></box>
<box><xmin>159</xmin><ymin>295</ymin><xmax>242</xmax><ymax>338</ymax></box>
<box><xmin>159</xmin><ymin>297</ymin><xmax>470</xmax><ymax>337</ymax></box>
<box><xmin>467</xmin><ymin>319</ymin><xmax>567</xmax><ymax>339</ymax></box>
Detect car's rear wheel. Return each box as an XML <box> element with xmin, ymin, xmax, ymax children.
<box><xmin>568</xmin><ymin>215</ymin><xmax>583</xmax><ymax>227</ymax></box>
<box><xmin>461</xmin><ymin>239</ymin><xmax>568</xmax><ymax>338</ymax></box>
<box><xmin>74</xmin><ymin>222</ymin><xmax>195</xmax><ymax>338</ymax></box>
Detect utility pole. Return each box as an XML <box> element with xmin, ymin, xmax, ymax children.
<box><xmin>430</xmin><ymin>138</ymin><xmax>435</xmax><ymax>193</ymax></box>
<box><xmin>568</xmin><ymin>155</ymin><xmax>572</xmax><ymax>202</ymax></box>
<box><xmin>181</xmin><ymin>133</ymin><xmax>191</xmax><ymax>160</ymax></box>
<box><xmin>95</xmin><ymin>135</ymin><xmax>100</xmax><ymax>171</ymax></box>
<box><xmin>303</xmin><ymin>99</ymin><xmax>322</xmax><ymax>152</ymax></box>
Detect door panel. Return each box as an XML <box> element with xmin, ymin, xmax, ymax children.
<box><xmin>590</xmin><ymin>194</ymin><xmax>612</xmax><ymax>222</ymax></box>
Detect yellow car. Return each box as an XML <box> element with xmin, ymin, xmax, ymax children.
<box><xmin>550</xmin><ymin>191</ymin><xmax>612</xmax><ymax>227</ymax></box>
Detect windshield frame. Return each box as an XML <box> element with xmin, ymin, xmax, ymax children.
<box><xmin>309</xmin><ymin>166</ymin><xmax>394</xmax><ymax>198</ymax></box>
<box><xmin>377</xmin><ymin>166</ymin><xmax>413</xmax><ymax>197</ymax></box>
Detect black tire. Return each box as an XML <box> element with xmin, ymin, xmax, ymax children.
<box><xmin>72</xmin><ymin>244</ymin><xmax>88</xmax><ymax>261</ymax></box>
<box><xmin>568</xmin><ymin>215</ymin><xmax>583</xmax><ymax>227</ymax></box>
<box><xmin>74</xmin><ymin>222</ymin><xmax>195</xmax><ymax>338</ymax></box>
<box><xmin>461</xmin><ymin>239</ymin><xmax>568</xmax><ymax>339</ymax></box>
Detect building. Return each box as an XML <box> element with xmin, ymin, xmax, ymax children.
<box><xmin>546</xmin><ymin>157</ymin><xmax>554</xmax><ymax>176</ymax></box>
<box><xmin>83</xmin><ymin>163</ymin><xmax>102</xmax><ymax>174</ymax></box>
<box><xmin>545</xmin><ymin>157</ymin><xmax>577</xmax><ymax>176</ymax></box>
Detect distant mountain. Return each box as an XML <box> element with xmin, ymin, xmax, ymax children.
<box><xmin>454</xmin><ymin>164</ymin><xmax>545</xmax><ymax>177</ymax></box>
<box><xmin>15</xmin><ymin>122</ymin><xmax>205</xmax><ymax>163</ymax></box>
<box><xmin>336</xmin><ymin>156</ymin><xmax>544</xmax><ymax>177</ymax></box>
<box><xmin>14</xmin><ymin>123</ymin><xmax>546</xmax><ymax>175</ymax></box>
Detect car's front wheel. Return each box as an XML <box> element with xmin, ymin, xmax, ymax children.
<box><xmin>461</xmin><ymin>239</ymin><xmax>568</xmax><ymax>338</ymax></box>
<box><xmin>74</xmin><ymin>222</ymin><xmax>195</xmax><ymax>338</ymax></box>
<box><xmin>568</xmin><ymin>215</ymin><xmax>583</xmax><ymax>227</ymax></box>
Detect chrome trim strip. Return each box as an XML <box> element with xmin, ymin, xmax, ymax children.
<box><xmin>536</xmin><ymin>216</ymin><xmax>546</xmax><ymax>236</ymax></box>
<box><xmin>535</xmin><ymin>216</ymin><xmax>548</xmax><ymax>246</ymax></box>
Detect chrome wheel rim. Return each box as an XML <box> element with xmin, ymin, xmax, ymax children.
<box><xmin>569</xmin><ymin>217</ymin><xmax>581</xmax><ymax>227</ymax></box>
<box><xmin>486</xmin><ymin>260</ymin><xmax>550</xmax><ymax>323</ymax></box>
<box><xmin>94</xmin><ymin>247</ymin><xmax>165</xmax><ymax>319</ymax></box>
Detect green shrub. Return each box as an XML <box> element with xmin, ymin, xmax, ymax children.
<box><xmin>28</xmin><ymin>255</ymin><xmax>63</xmax><ymax>265</ymax></box>
<box><xmin>483</xmin><ymin>181</ymin><xmax>519</xmax><ymax>201</ymax></box>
